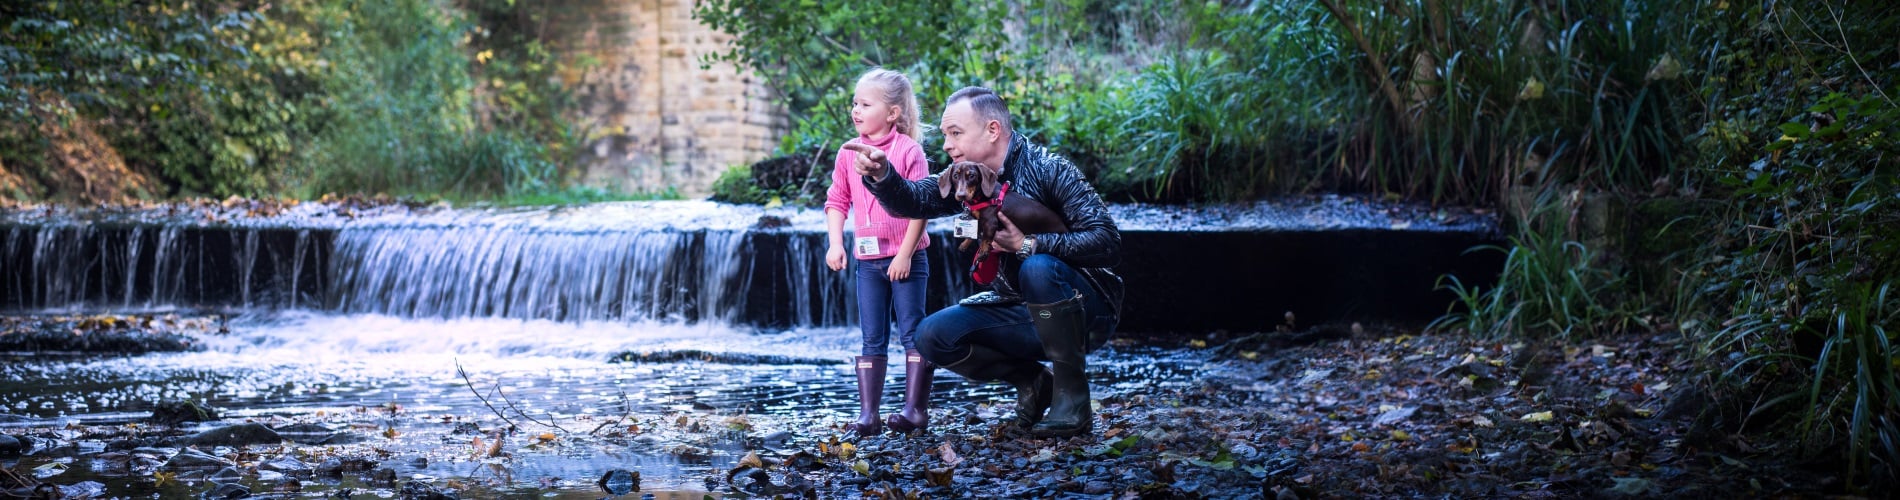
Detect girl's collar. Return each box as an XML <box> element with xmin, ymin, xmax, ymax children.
<box><xmin>858</xmin><ymin>130</ymin><xmax>902</xmax><ymax>148</ymax></box>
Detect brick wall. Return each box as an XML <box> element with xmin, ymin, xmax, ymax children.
<box><xmin>549</xmin><ymin>0</ymin><xmax>786</xmax><ymax>198</ymax></box>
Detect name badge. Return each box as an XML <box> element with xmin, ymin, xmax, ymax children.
<box><xmin>953</xmin><ymin>215</ymin><xmax>979</xmax><ymax>239</ymax></box>
<box><xmin>855</xmin><ymin>236</ymin><xmax>881</xmax><ymax>257</ymax></box>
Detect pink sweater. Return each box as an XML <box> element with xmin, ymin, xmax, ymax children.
<box><xmin>826</xmin><ymin>131</ymin><xmax>932</xmax><ymax>260</ymax></box>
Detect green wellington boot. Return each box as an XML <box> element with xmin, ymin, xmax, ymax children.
<box><xmin>1030</xmin><ymin>292</ymin><xmax>1092</xmax><ymax>437</ymax></box>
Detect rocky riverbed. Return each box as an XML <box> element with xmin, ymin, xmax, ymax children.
<box><xmin>1</xmin><ymin>319</ymin><xmax>1841</xmax><ymax>499</ymax></box>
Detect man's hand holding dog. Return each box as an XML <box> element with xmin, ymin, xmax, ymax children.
<box><xmin>841</xmin><ymin>142</ymin><xmax>890</xmax><ymax>182</ymax></box>
<box><xmin>990</xmin><ymin>212</ymin><xmax>1024</xmax><ymax>254</ymax></box>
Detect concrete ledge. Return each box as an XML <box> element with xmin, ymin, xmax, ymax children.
<box><xmin>1</xmin><ymin>200</ymin><xmax>1503</xmax><ymax>333</ymax></box>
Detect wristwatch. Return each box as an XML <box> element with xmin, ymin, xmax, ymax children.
<box><xmin>1017</xmin><ymin>235</ymin><xmax>1037</xmax><ymax>259</ymax></box>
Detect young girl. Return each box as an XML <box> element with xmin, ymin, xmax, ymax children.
<box><xmin>825</xmin><ymin>68</ymin><xmax>933</xmax><ymax>437</ymax></box>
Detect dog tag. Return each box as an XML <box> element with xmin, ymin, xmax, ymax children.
<box><xmin>953</xmin><ymin>215</ymin><xmax>979</xmax><ymax>239</ymax></box>
<box><xmin>854</xmin><ymin>236</ymin><xmax>881</xmax><ymax>257</ymax></box>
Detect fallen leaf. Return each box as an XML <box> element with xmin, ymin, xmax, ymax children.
<box><xmin>739</xmin><ymin>451</ymin><xmax>763</xmax><ymax>469</ymax></box>
<box><xmin>924</xmin><ymin>466</ymin><xmax>954</xmax><ymax>487</ymax></box>
<box><xmin>1606</xmin><ymin>477</ymin><xmax>1653</xmax><ymax>495</ymax></box>
<box><xmin>1390</xmin><ymin>430</ymin><xmax>1412</xmax><ymax>441</ymax></box>
<box><xmin>1520</xmin><ymin>411</ymin><xmax>1554</xmax><ymax>423</ymax></box>
<box><xmin>937</xmin><ymin>442</ymin><xmax>962</xmax><ymax>466</ymax></box>
<box><xmin>1471</xmin><ymin>415</ymin><xmax>1494</xmax><ymax>428</ymax></box>
<box><xmin>1373</xmin><ymin>406</ymin><xmax>1416</xmax><ymax>426</ymax></box>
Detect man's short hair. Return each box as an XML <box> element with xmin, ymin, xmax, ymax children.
<box><xmin>946</xmin><ymin>86</ymin><xmax>1012</xmax><ymax>136</ymax></box>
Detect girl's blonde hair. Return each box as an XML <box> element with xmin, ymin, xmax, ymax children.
<box><xmin>856</xmin><ymin>68</ymin><xmax>923</xmax><ymax>140</ymax></box>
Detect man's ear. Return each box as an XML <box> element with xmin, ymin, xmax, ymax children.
<box><xmin>986</xmin><ymin>120</ymin><xmax>1003</xmax><ymax>144</ymax></box>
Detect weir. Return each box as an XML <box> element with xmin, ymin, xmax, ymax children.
<box><xmin>0</xmin><ymin>198</ymin><xmax>1502</xmax><ymax>332</ymax></box>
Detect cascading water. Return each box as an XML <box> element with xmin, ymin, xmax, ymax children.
<box><xmin>330</xmin><ymin>227</ymin><xmax>753</xmax><ymax>324</ymax></box>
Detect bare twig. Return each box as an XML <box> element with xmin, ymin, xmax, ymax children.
<box><xmin>1825</xmin><ymin>3</ymin><xmax>1897</xmax><ymax>107</ymax></box>
<box><xmin>493</xmin><ymin>380</ymin><xmax>572</xmax><ymax>434</ymax></box>
<box><xmin>456</xmin><ymin>358</ymin><xmax>519</xmax><ymax>430</ymax></box>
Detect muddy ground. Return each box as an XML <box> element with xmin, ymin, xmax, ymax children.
<box><xmin>1</xmin><ymin>322</ymin><xmax>1849</xmax><ymax>499</ymax></box>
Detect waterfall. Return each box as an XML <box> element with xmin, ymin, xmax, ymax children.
<box><xmin>331</xmin><ymin>226</ymin><xmax>753</xmax><ymax>324</ymax></box>
<box><xmin>1</xmin><ymin>224</ymin><xmax>326</xmax><ymax>312</ymax></box>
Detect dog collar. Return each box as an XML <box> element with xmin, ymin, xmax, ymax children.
<box><xmin>963</xmin><ymin>181</ymin><xmax>1010</xmax><ymax>211</ymax></box>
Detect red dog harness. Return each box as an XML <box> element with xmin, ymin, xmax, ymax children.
<box><xmin>964</xmin><ymin>182</ymin><xmax>1010</xmax><ymax>285</ymax></box>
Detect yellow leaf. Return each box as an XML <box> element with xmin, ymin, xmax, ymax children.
<box><xmin>1390</xmin><ymin>430</ymin><xmax>1412</xmax><ymax>441</ymax></box>
<box><xmin>1516</xmin><ymin>76</ymin><xmax>1545</xmax><ymax>101</ymax></box>
<box><xmin>536</xmin><ymin>432</ymin><xmax>556</xmax><ymax>442</ymax></box>
<box><xmin>382</xmin><ymin>426</ymin><xmax>400</xmax><ymax>439</ymax></box>
<box><xmin>1189</xmin><ymin>339</ymin><xmax>1207</xmax><ymax>348</ymax></box>
<box><xmin>851</xmin><ymin>460</ymin><xmax>870</xmax><ymax>476</ymax></box>
<box><xmin>1520</xmin><ymin>411</ymin><xmax>1554</xmax><ymax>423</ymax></box>
<box><xmin>840</xmin><ymin>442</ymin><xmax>856</xmax><ymax>459</ymax></box>
<box><xmin>739</xmin><ymin>451</ymin><xmax>763</xmax><ymax>469</ymax></box>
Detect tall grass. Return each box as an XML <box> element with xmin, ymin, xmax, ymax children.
<box><xmin>1431</xmin><ymin>188</ymin><xmax>1630</xmax><ymax>339</ymax></box>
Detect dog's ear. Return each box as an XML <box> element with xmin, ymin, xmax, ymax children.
<box><xmin>936</xmin><ymin>169</ymin><xmax>954</xmax><ymax>198</ymax></box>
<box><xmin>979</xmin><ymin>164</ymin><xmax>999</xmax><ymax>199</ymax></box>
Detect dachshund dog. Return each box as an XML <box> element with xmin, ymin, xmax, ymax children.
<box><xmin>937</xmin><ymin>161</ymin><xmax>1068</xmax><ymax>257</ymax></box>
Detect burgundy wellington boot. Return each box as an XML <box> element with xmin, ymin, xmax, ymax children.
<box><xmin>886</xmin><ymin>349</ymin><xmax>935</xmax><ymax>434</ymax></box>
<box><xmin>843</xmin><ymin>355</ymin><xmax>886</xmax><ymax>437</ymax></box>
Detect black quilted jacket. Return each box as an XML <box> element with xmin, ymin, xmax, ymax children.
<box><xmin>863</xmin><ymin>132</ymin><xmax>1124</xmax><ymax>317</ymax></box>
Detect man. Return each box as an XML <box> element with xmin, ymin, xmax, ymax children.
<box><xmin>840</xmin><ymin>86</ymin><xmax>1123</xmax><ymax>437</ymax></box>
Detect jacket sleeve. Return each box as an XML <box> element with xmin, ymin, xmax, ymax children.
<box><xmin>1036</xmin><ymin>157</ymin><xmax>1121</xmax><ymax>268</ymax></box>
<box><xmin>863</xmin><ymin>160</ymin><xmax>961</xmax><ymax>220</ymax></box>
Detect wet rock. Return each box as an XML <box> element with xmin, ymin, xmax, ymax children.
<box><xmin>0</xmin><ymin>434</ymin><xmax>22</xmax><ymax>457</ymax></box>
<box><xmin>209</xmin><ymin>466</ymin><xmax>245</xmax><ymax>482</ymax></box>
<box><xmin>106</xmin><ymin>437</ymin><xmax>159</xmax><ymax>451</ymax></box>
<box><xmin>165</xmin><ymin>448</ymin><xmax>235</xmax><ymax>470</ymax></box>
<box><xmin>185</xmin><ymin>423</ymin><xmax>282</xmax><ymax>447</ymax></box>
<box><xmin>780</xmin><ymin>471</ymin><xmax>815</xmax><ymax>497</ymax></box>
<box><xmin>399</xmin><ymin>481</ymin><xmax>458</xmax><ymax>500</ymax></box>
<box><xmin>315</xmin><ymin>457</ymin><xmax>378</xmax><ymax>477</ymax></box>
<box><xmin>149</xmin><ymin>401</ymin><xmax>220</xmax><ymax>425</ymax></box>
<box><xmin>201</xmin><ymin>482</ymin><xmax>249</xmax><ymax>499</ymax></box>
<box><xmin>727</xmin><ymin>466</ymin><xmax>774</xmax><ymax>495</ymax></box>
<box><xmin>321</xmin><ymin>432</ymin><xmax>370</xmax><ymax>445</ymax></box>
<box><xmin>260</xmin><ymin>456</ymin><xmax>313</xmax><ymax>477</ymax></box>
<box><xmin>273</xmin><ymin>423</ymin><xmax>339</xmax><ymax>444</ymax></box>
<box><xmin>369</xmin><ymin>467</ymin><xmax>398</xmax><ymax>485</ymax></box>
<box><xmin>597</xmin><ymin>469</ymin><xmax>639</xmax><ymax>495</ymax></box>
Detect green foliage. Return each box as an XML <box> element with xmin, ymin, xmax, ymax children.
<box><xmin>0</xmin><ymin>0</ymin><xmax>592</xmax><ymax>201</ymax></box>
<box><xmin>709</xmin><ymin>152</ymin><xmax>829</xmax><ymax>207</ymax></box>
<box><xmin>694</xmin><ymin>0</ymin><xmax>1019</xmax><ymax>157</ymax></box>
<box><xmin>1678</xmin><ymin>1</ymin><xmax>1898</xmax><ymax>489</ymax></box>
<box><xmin>0</xmin><ymin>0</ymin><xmax>315</xmax><ymax>196</ymax></box>
<box><xmin>1432</xmin><ymin>190</ymin><xmax>1632</xmax><ymax>340</ymax></box>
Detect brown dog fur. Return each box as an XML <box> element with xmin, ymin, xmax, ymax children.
<box><xmin>938</xmin><ymin>161</ymin><xmax>1068</xmax><ymax>255</ymax></box>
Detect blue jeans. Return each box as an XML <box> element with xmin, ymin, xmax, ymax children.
<box><xmin>855</xmin><ymin>250</ymin><xmax>930</xmax><ymax>356</ymax></box>
<box><xmin>915</xmin><ymin>254</ymin><xmax>1117</xmax><ymax>367</ymax></box>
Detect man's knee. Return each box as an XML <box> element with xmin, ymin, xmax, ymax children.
<box><xmin>1018</xmin><ymin>254</ymin><xmax>1075</xmax><ymax>301</ymax></box>
<box><xmin>914</xmin><ymin>312</ymin><xmax>961</xmax><ymax>365</ymax></box>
